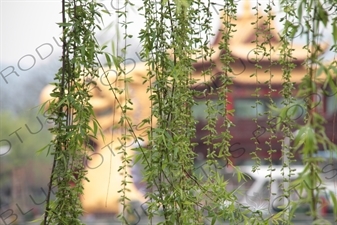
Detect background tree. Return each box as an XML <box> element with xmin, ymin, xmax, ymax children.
<box><xmin>0</xmin><ymin>110</ymin><xmax>52</xmax><ymax>222</ymax></box>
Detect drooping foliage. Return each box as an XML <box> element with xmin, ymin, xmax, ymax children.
<box><xmin>41</xmin><ymin>0</ymin><xmax>337</xmax><ymax>224</ymax></box>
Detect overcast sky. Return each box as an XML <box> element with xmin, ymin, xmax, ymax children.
<box><xmin>0</xmin><ymin>0</ymin><xmax>335</xmax><ymax>113</ymax></box>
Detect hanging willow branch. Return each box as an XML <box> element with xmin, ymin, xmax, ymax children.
<box><xmin>41</xmin><ymin>1</ymin><xmax>107</xmax><ymax>224</ymax></box>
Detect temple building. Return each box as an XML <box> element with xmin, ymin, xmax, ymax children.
<box><xmin>192</xmin><ymin>0</ymin><xmax>336</xmax><ymax>165</ymax></box>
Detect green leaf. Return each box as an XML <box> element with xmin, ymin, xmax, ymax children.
<box><xmin>56</xmin><ymin>22</ymin><xmax>72</xmax><ymax>27</ymax></box>
<box><xmin>105</xmin><ymin>52</ymin><xmax>112</xmax><ymax>68</ymax></box>
<box><xmin>211</xmin><ymin>216</ymin><xmax>216</xmax><ymax>225</ymax></box>
<box><xmin>317</xmin><ymin>3</ymin><xmax>328</xmax><ymax>27</ymax></box>
<box><xmin>92</xmin><ymin>120</ymin><xmax>98</xmax><ymax>136</ymax></box>
<box><xmin>333</xmin><ymin>24</ymin><xmax>337</xmax><ymax>43</ymax></box>
<box><xmin>297</xmin><ymin>1</ymin><xmax>303</xmax><ymax>21</ymax></box>
<box><xmin>36</xmin><ymin>144</ymin><xmax>51</xmax><ymax>155</ymax></box>
<box><xmin>329</xmin><ymin>190</ymin><xmax>337</xmax><ymax>215</ymax></box>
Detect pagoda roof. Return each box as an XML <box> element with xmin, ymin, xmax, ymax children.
<box><xmin>193</xmin><ymin>0</ymin><xmax>331</xmax><ymax>85</ymax></box>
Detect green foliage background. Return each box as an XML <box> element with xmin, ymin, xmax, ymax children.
<box><xmin>0</xmin><ymin>110</ymin><xmax>52</xmax><ymax>220</ymax></box>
